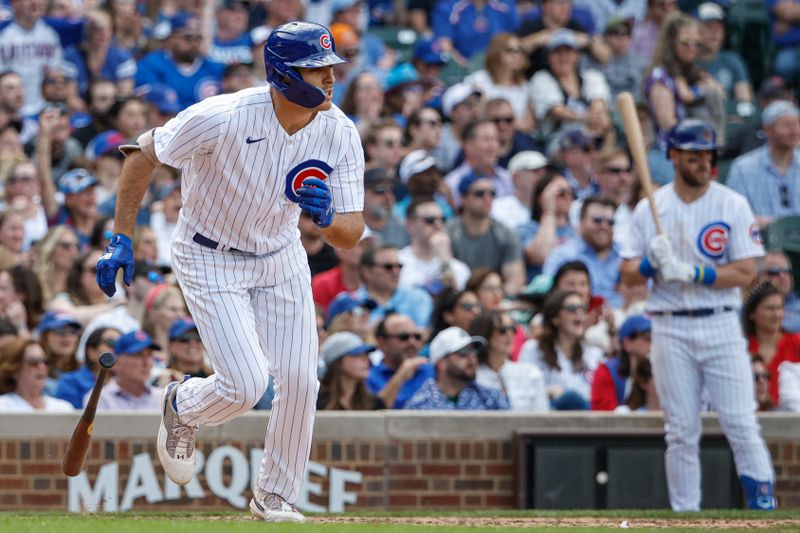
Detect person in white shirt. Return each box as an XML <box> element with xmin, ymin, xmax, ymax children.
<box><xmin>398</xmin><ymin>198</ymin><xmax>470</xmax><ymax>291</ymax></box>
<box><xmin>779</xmin><ymin>361</ymin><xmax>800</xmax><ymax>412</ymax></box>
<box><xmin>0</xmin><ymin>337</ymin><xmax>73</xmax><ymax>412</ymax></box>
<box><xmin>519</xmin><ymin>289</ymin><xmax>603</xmax><ymax>409</ymax></box>
<box><xmin>471</xmin><ymin>310</ymin><xmax>549</xmax><ymax>411</ymax></box>
<box><xmin>491</xmin><ymin>150</ymin><xmax>548</xmax><ymax>230</ymax></box>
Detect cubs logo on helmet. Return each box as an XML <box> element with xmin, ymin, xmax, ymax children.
<box><xmin>697</xmin><ymin>221</ymin><xmax>730</xmax><ymax>259</ymax></box>
<box><xmin>285</xmin><ymin>160</ymin><xmax>334</xmax><ymax>203</ymax></box>
<box><xmin>320</xmin><ymin>34</ymin><xmax>331</xmax><ymax>49</ymax></box>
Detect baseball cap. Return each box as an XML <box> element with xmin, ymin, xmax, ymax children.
<box><xmin>169</xmin><ymin>317</ymin><xmax>198</xmax><ymax>340</ymax></box>
<box><xmin>132</xmin><ymin>260</ymin><xmax>165</xmax><ymax>283</ymax></box>
<box><xmin>385</xmin><ymin>63</ymin><xmax>420</xmax><ymax>92</ymax></box>
<box><xmin>757</xmin><ymin>76</ymin><xmax>791</xmax><ymax>101</ymax></box>
<box><xmin>319</xmin><ymin>332</ymin><xmax>375</xmax><ymax>370</ymax></box>
<box><xmin>548</xmin><ymin>29</ymin><xmax>579</xmax><ymax>52</ymax></box>
<box><xmin>326</xmin><ymin>293</ymin><xmax>376</xmax><ymax>327</ymax></box>
<box><xmin>457</xmin><ymin>172</ymin><xmax>492</xmax><ymax>196</ymax></box>
<box><xmin>135</xmin><ymin>83</ymin><xmax>181</xmax><ymax>116</ymax></box>
<box><xmin>559</xmin><ymin>128</ymin><xmax>598</xmax><ymax>151</ymax></box>
<box><xmin>429</xmin><ymin>327</ymin><xmax>486</xmax><ymax>364</ymax></box>
<box><xmin>59</xmin><ymin>168</ymin><xmax>98</xmax><ymax>195</ymax></box>
<box><xmin>44</xmin><ymin>61</ymin><xmax>78</xmax><ymax>81</ymax></box>
<box><xmin>114</xmin><ymin>330</ymin><xmax>161</xmax><ymax>356</ymax></box>
<box><xmin>38</xmin><ymin>311</ymin><xmax>81</xmax><ymax>334</ymax></box>
<box><xmin>413</xmin><ymin>38</ymin><xmax>448</xmax><ymax>65</ymax></box>
<box><xmin>88</xmin><ymin>130</ymin><xmax>126</xmax><ymax>160</ymax></box>
<box><xmin>762</xmin><ymin>100</ymin><xmax>800</xmax><ymax>127</ymax></box>
<box><xmin>697</xmin><ymin>2</ymin><xmax>725</xmax><ymax>21</ymax></box>
<box><xmin>169</xmin><ymin>13</ymin><xmax>201</xmax><ymax>35</ymax></box>
<box><xmin>603</xmin><ymin>17</ymin><xmax>633</xmax><ymax>35</ymax></box>
<box><xmin>399</xmin><ymin>149</ymin><xmax>437</xmax><ymax>184</ymax></box>
<box><xmin>618</xmin><ymin>314</ymin><xmax>651</xmax><ymax>340</ymax></box>
<box><xmin>442</xmin><ymin>82</ymin><xmax>481</xmax><ymax>118</ymax></box>
<box><xmin>330</xmin><ymin>22</ymin><xmax>359</xmax><ymax>49</ymax></box>
<box><xmin>507</xmin><ymin>151</ymin><xmax>547</xmax><ymax>174</ymax></box>
<box><xmin>364</xmin><ymin>167</ymin><xmax>393</xmax><ymax>189</ymax></box>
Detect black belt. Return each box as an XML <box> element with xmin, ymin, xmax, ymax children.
<box><xmin>193</xmin><ymin>232</ymin><xmax>242</xmax><ymax>253</ymax></box>
<box><xmin>651</xmin><ymin>306</ymin><xmax>734</xmax><ymax>317</ymax></box>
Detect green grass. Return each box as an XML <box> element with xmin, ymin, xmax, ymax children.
<box><xmin>2</xmin><ymin>510</ymin><xmax>800</xmax><ymax>533</ymax></box>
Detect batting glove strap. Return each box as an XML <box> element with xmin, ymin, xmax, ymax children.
<box><xmin>96</xmin><ymin>233</ymin><xmax>135</xmax><ymax>297</ymax></box>
<box><xmin>638</xmin><ymin>257</ymin><xmax>657</xmax><ymax>278</ymax></box>
<box><xmin>694</xmin><ymin>265</ymin><xmax>717</xmax><ymax>286</ymax></box>
<box><xmin>297</xmin><ymin>177</ymin><xmax>334</xmax><ymax>228</ymax></box>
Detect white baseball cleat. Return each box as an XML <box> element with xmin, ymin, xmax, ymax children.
<box><xmin>250</xmin><ymin>492</ymin><xmax>306</xmax><ymax>523</ymax></box>
<box><xmin>157</xmin><ymin>381</ymin><xmax>198</xmax><ymax>485</ymax></box>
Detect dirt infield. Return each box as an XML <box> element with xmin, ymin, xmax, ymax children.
<box><xmin>192</xmin><ymin>514</ymin><xmax>800</xmax><ymax>529</ymax></box>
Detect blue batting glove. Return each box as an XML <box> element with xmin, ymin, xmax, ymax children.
<box><xmin>96</xmin><ymin>233</ymin><xmax>134</xmax><ymax>297</ymax></box>
<box><xmin>297</xmin><ymin>177</ymin><xmax>334</xmax><ymax>228</ymax></box>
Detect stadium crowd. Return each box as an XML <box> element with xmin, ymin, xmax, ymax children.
<box><xmin>0</xmin><ymin>0</ymin><xmax>799</xmax><ymax>415</ymax></box>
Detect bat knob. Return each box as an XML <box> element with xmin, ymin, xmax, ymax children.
<box><xmin>98</xmin><ymin>352</ymin><xmax>116</xmax><ymax>369</ymax></box>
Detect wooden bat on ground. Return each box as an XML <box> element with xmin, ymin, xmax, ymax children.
<box><xmin>616</xmin><ymin>91</ymin><xmax>663</xmax><ymax>235</ymax></box>
<box><xmin>62</xmin><ymin>352</ymin><xmax>116</xmax><ymax>477</ymax></box>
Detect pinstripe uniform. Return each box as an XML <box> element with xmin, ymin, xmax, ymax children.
<box><xmin>153</xmin><ymin>86</ymin><xmax>364</xmax><ymax>503</ymax></box>
<box><xmin>622</xmin><ymin>182</ymin><xmax>774</xmax><ymax>511</ymax></box>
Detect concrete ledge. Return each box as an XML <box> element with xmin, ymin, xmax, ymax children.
<box><xmin>2</xmin><ymin>411</ymin><xmax>799</xmax><ymax>440</ymax></box>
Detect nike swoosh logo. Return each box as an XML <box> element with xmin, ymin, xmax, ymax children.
<box><xmin>246</xmin><ymin>136</ymin><xmax>265</xmax><ymax>144</ymax></box>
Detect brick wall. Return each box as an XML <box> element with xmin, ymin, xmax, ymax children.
<box><xmin>0</xmin><ymin>412</ymin><xmax>797</xmax><ymax>511</ymax></box>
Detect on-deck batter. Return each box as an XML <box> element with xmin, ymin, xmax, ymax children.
<box><xmin>95</xmin><ymin>21</ymin><xmax>365</xmax><ymax>522</ymax></box>
<box><xmin>620</xmin><ymin>119</ymin><xmax>776</xmax><ymax>512</ymax></box>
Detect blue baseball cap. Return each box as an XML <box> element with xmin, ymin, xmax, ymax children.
<box><xmin>135</xmin><ymin>83</ymin><xmax>181</xmax><ymax>116</ymax></box>
<box><xmin>413</xmin><ymin>38</ymin><xmax>448</xmax><ymax>65</ymax></box>
<box><xmin>169</xmin><ymin>13</ymin><xmax>201</xmax><ymax>35</ymax></box>
<box><xmin>618</xmin><ymin>315</ymin><xmax>651</xmax><ymax>340</ymax></box>
<box><xmin>114</xmin><ymin>330</ymin><xmax>162</xmax><ymax>356</ymax></box>
<box><xmin>38</xmin><ymin>311</ymin><xmax>81</xmax><ymax>334</ymax></box>
<box><xmin>88</xmin><ymin>130</ymin><xmax>126</xmax><ymax>160</ymax></box>
<box><xmin>385</xmin><ymin>63</ymin><xmax>420</xmax><ymax>92</ymax></box>
<box><xmin>457</xmin><ymin>172</ymin><xmax>492</xmax><ymax>196</ymax></box>
<box><xmin>59</xmin><ymin>168</ymin><xmax>98</xmax><ymax>194</ymax></box>
<box><xmin>326</xmin><ymin>293</ymin><xmax>376</xmax><ymax>327</ymax></box>
<box><xmin>169</xmin><ymin>317</ymin><xmax>198</xmax><ymax>340</ymax></box>
<box><xmin>548</xmin><ymin>29</ymin><xmax>579</xmax><ymax>51</ymax></box>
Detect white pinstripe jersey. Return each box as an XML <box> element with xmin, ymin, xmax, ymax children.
<box><xmin>621</xmin><ymin>181</ymin><xmax>764</xmax><ymax>311</ymax></box>
<box><xmin>153</xmin><ymin>87</ymin><xmax>365</xmax><ymax>255</ymax></box>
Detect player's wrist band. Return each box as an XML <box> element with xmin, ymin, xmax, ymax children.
<box><xmin>110</xmin><ymin>233</ymin><xmax>132</xmax><ymax>247</ymax></box>
<box><xmin>693</xmin><ymin>265</ymin><xmax>717</xmax><ymax>286</ymax></box>
<box><xmin>639</xmin><ymin>257</ymin><xmax>656</xmax><ymax>278</ymax></box>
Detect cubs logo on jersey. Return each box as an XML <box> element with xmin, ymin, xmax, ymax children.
<box><xmin>697</xmin><ymin>221</ymin><xmax>730</xmax><ymax>259</ymax></box>
<box><xmin>284</xmin><ymin>159</ymin><xmax>333</xmax><ymax>203</ymax></box>
<box><xmin>749</xmin><ymin>224</ymin><xmax>763</xmax><ymax>245</ymax></box>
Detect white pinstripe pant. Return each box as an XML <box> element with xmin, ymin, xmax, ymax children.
<box><xmin>651</xmin><ymin>311</ymin><xmax>774</xmax><ymax>511</ymax></box>
<box><xmin>170</xmin><ymin>235</ymin><xmax>319</xmax><ymax>504</ymax></box>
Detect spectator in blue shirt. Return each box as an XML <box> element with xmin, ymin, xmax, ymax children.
<box><xmin>543</xmin><ymin>196</ymin><xmax>622</xmax><ymax>308</ymax></box>
<box><xmin>404</xmin><ymin>326</ymin><xmax>510</xmax><ymax>410</ymax></box>
<box><xmin>63</xmin><ymin>10</ymin><xmax>137</xmax><ymax>97</ymax></box>
<box><xmin>727</xmin><ymin>101</ymin><xmax>800</xmax><ymax>230</ymax></box>
<box><xmin>209</xmin><ymin>0</ymin><xmax>256</xmax><ymax>65</ymax></box>
<box><xmin>432</xmin><ymin>0</ymin><xmax>518</xmax><ymax>66</ymax></box>
<box><xmin>366</xmin><ymin>313</ymin><xmax>432</xmax><ymax>408</ymax></box>
<box><xmin>356</xmin><ymin>244</ymin><xmax>434</xmax><ymax>328</ymax></box>
<box><xmin>766</xmin><ymin>0</ymin><xmax>800</xmax><ymax>84</ymax></box>
<box><xmin>54</xmin><ymin>326</ymin><xmax>121</xmax><ymax>408</ymax></box>
<box><xmin>135</xmin><ymin>14</ymin><xmax>225</xmax><ymax>108</ymax></box>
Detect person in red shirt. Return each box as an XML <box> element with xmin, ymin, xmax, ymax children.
<box><xmin>591</xmin><ymin>314</ymin><xmax>657</xmax><ymax>412</ymax></box>
<box><xmin>311</xmin><ymin>229</ymin><xmax>377</xmax><ymax>312</ymax></box>
<box><xmin>743</xmin><ymin>280</ymin><xmax>800</xmax><ymax>407</ymax></box>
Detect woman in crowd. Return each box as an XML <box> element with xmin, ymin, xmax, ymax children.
<box><xmin>465</xmin><ymin>33</ymin><xmax>534</xmax><ymax>132</ymax></box>
<box><xmin>751</xmin><ymin>355</ymin><xmax>775</xmax><ymax>412</ymax></box>
<box><xmin>519</xmin><ymin>290</ymin><xmax>604</xmax><ymax>410</ymax></box>
<box><xmin>133</xmin><ymin>225</ymin><xmax>159</xmax><ymax>264</ymax></box>
<box><xmin>51</xmin><ymin>250</ymin><xmax>118</xmax><ymax>324</ymax></box>
<box><xmin>141</xmin><ymin>285</ymin><xmax>187</xmax><ymax>365</ymax></box>
<box><xmin>466</xmin><ymin>268</ymin><xmax>505</xmax><ymax>312</ymax></box>
<box><xmin>38</xmin><ymin>311</ymin><xmax>82</xmax><ymax>394</ymax></box>
<box><xmin>430</xmin><ymin>286</ymin><xmax>481</xmax><ymax>339</ymax></box>
<box><xmin>325</xmin><ymin>294</ymin><xmax>378</xmax><ymax>345</ymax></box>
<box><xmin>0</xmin><ymin>269</ymin><xmax>28</xmax><ymax>337</ymax></box>
<box><xmin>645</xmin><ymin>12</ymin><xmax>726</xmax><ymax>148</ymax></box>
<box><xmin>54</xmin><ymin>326</ymin><xmax>121</xmax><ymax>408</ymax></box>
<box><xmin>8</xmin><ymin>265</ymin><xmax>44</xmax><ymax>332</ymax></box>
<box><xmin>743</xmin><ymin>280</ymin><xmax>800</xmax><ymax>407</ymax></box>
<box><xmin>470</xmin><ymin>310</ymin><xmax>549</xmax><ymax>411</ymax></box>
<box><xmin>2</xmin><ymin>161</ymin><xmax>48</xmax><ymax>250</ymax></box>
<box><xmin>529</xmin><ymin>30</ymin><xmax>611</xmax><ymax>142</ymax></box>
<box><xmin>0</xmin><ymin>210</ymin><xmax>27</xmax><ymax>265</ymax></box>
<box><xmin>0</xmin><ymin>338</ymin><xmax>73</xmax><ymax>411</ymax></box>
<box><xmin>339</xmin><ymin>71</ymin><xmax>386</xmax><ymax>138</ymax></box>
<box><xmin>110</xmin><ymin>96</ymin><xmax>147</xmax><ymax>141</ymax></box>
<box><xmin>404</xmin><ymin>107</ymin><xmax>444</xmax><ymax>161</ymax></box>
<box><xmin>33</xmin><ymin>226</ymin><xmax>81</xmax><ymax>305</ymax></box>
<box><xmin>317</xmin><ymin>332</ymin><xmax>383</xmax><ymax>411</ymax></box>
<box><xmin>165</xmin><ymin>318</ymin><xmax>212</xmax><ymax>380</ymax></box>
<box><xmin>518</xmin><ymin>171</ymin><xmax>575</xmax><ymax>280</ymax></box>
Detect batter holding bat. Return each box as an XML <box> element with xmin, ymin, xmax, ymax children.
<box><xmin>95</xmin><ymin>21</ymin><xmax>364</xmax><ymax>522</ymax></box>
<box><xmin>620</xmin><ymin>117</ymin><xmax>776</xmax><ymax>511</ymax></box>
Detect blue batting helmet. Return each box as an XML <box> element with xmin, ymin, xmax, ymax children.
<box><xmin>666</xmin><ymin>119</ymin><xmax>719</xmax><ymax>153</ymax></box>
<box><xmin>264</xmin><ymin>21</ymin><xmax>347</xmax><ymax>109</ymax></box>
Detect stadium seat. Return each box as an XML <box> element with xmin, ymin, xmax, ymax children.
<box><xmin>727</xmin><ymin>0</ymin><xmax>773</xmax><ymax>89</ymax></box>
<box><xmin>367</xmin><ymin>26</ymin><xmax>418</xmax><ymax>63</ymax></box>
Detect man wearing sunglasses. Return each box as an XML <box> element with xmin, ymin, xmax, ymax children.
<box><xmin>404</xmin><ymin>327</ymin><xmax>509</xmax><ymax>410</ymax></box>
<box><xmin>756</xmin><ymin>251</ymin><xmax>800</xmax><ymax>333</ymax></box>
<box><xmin>367</xmin><ymin>313</ymin><xmax>431</xmax><ymax>408</ymax></box>
<box><xmin>544</xmin><ymin>196</ymin><xmax>622</xmax><ymax>308</ymax></box>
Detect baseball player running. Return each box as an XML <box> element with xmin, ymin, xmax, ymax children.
<box><xmin>620</xmin><ymin>119</ymin><xmax>776</xmax><ymax>511</ymax></box>
<box><xmin>96</xmin><ymin>22</ymin><xmax>365</xmax><ymax>522</ymax></box>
